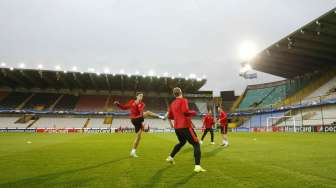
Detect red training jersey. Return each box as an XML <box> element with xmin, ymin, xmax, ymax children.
<box><xmin>219</xmin><ymin>111</ymin><xmax>227</xmax><ymax>127</ymax></box>
<box><xmin>203</xmin><ymin>114</ymin><xmax>215</xmax><ymax>129</ymax></box>
<box><xmin>168</xmin><ymin>98</ymin><xmax>197</xmax><ymax>129</ymax></box>
<box><xmin>117</xmin><ymin>99</ymin><xmax>145</xmax><ymax>119</ymax></box>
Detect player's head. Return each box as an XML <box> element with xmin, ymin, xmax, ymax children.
<box><xmin>217</xmin><ymin>106</ymin><xmax>223</xmax><ymax>112</ymax></box>
<box><xmin>173</xmin><ymin>87</ymin><xmax>183</xmax><ymax>98</ymax></box>
<box><xmin>136</xmin><ymin>92</ymin><xmax>143</xmax><ymax>101</ymax></box>
<box><xmin>208</xmin><ymin>109</ymin><xmax>212</xmax><ymax>115</ymax></box>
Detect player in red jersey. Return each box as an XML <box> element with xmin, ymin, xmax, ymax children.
<box><xmin>218</xmin><ymin>106</ymin><xmax>229</xmax><ymax>147</ymax></box>
<box><xmin>114</xmin><ymin>92</ymin><xmax>164</xmax><ymax>157</ymax></box>
<box><xmin>200</xmin><ymin>110</ymin><xmax>215</xmax><ymax>145</ymax></box>
<box><xmin>166</xmin><ymin>87</ymin><xmax>206</xmax><ymax>173</ymax></box>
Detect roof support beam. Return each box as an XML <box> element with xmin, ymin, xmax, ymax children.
<box><xmin>253</xmin><ymin>64</ymin><xmax>296</xmax><ymax>78</ymax></box>
<box><xmin>72</xmin><ymin>73</ymin><xmax>86</xmax><ymax>91</ymax></box>
<box><xmin>254</xmin><ymin>60</ymin><xmax>310</xmax><ymax>74</ymax></box>
<box><xmin>88</xmin><ymin>74</ymin><xmax>99</xmax><ymax>91</ymax></box>
<box><xmin>58</xmin><ymin>73</ymin><xmax>72</xmax><ymax>90</ymax></box>
<box><xmin>4</xmin><ymin>70</ymin><xmax>32</xmax><ymax>89</ymax></box>
<box><xmin>104</xmin><ymin>74</ymin><xmax>111</xmax><ymax>91</ymax></box>
<box><xmin>258</xmin><ymin>51</ymin><xmax>333</xmax><ymax>69</ymax></box>
<box><xmin>19</xmin><ymin>71</ymin><xmax>43</xmax><ymax>88</ymax></box>
<box><xmin>271</xmin><ymin>43</ymin><xmax>336</xmax><ymax>63</ymax></box>
<box><xmin>294</xmin><ymin>38</ymin><xmax>336</xmax><ymax>54</ymax></box>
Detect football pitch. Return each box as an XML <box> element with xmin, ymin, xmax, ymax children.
<box><xmin>0</xmin><ymin>132</ymin><xmax>336</xmax><ymax>188</ymax></box>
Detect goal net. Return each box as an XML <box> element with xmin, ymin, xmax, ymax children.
<box><xmin>266</xmin><ymin>116</ymin><xmax>297</xmax><ymax>132</ymax></box>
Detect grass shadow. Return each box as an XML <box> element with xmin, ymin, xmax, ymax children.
<box><xmin>169</xmin><ymin>173</ymin><xmax>196</xmax><ymax>188</ymax></box>
<box><xmin>203</xmin><ymin>147</ymin><xmax>223</xmax><ymax>159</ymax></box>
<box><xmin>141</xmin><ymin>165</ymin><xmax>173</xmax><ymax>188</ymax></box>
<box><xmin>0</xmin><ymin>157</ymin><xmax>129</xmax><ymax>188</ymax></box>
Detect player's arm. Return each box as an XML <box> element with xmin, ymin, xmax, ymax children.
<box><xmin>181</xmin><ymin>99</ymin><xmax>197</xmax><ymax>117</ymax></box>
<box><xmin>114</xmin><ymin>100</ymin><xmax>131</xmax><ymax>110</ymax></box>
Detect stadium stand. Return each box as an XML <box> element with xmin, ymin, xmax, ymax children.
<box><xmin>0</xmin><ymin>116</ymin><xmax>33</xmax><ymax>128</ymax></box>
<box><xmin>238</xmin><ymin>87</ymin><xmax>275</xmax><ymax>109</ymax></box>
<box><xmin>234</xmin><ymin>8</ymin><xmax>336</xmax><ymax>125</ymax></box>
<box><xmin>104</xmin><ymin>96</ymin><xmax>116</xmax><ymax>112</ymax></box>
<box><xmin>32</xmin><ymin>117</ymin><xmax>87</xmax><ymax>128</ymax></box>
<box><xmin>23</xmin><ymin>93</ymin><xmax>59</xmax><ymax>110</ymax></box>
<box><xmin>236</xmin><ymin>70</ymin><xmax>336</xmax><ymax>112</ymax></box>
<box><xmin>110</xmin><ymin>95</ymin><xmax>131</xmax><ymax>112</ymax></box>
<box><xmin>238</xmin><ymin>81</ymin><xmax>287</xmax><ymax>110</ymax></box>
<box><xmin>142</xmin><ymin>119</ymin><xmax>169</xmax><ymax>129</ymax></box>
<box><xmin>237</xmin><ymin>73</ymin><xmax>336</xmax><ymax>128</ymax></box>
<box><xmin>305</xmin><ymin>76</ymin><xmax>336</xmax><ymax>99</ymax></box>
<box><xmin>110</xmin><ymin>118</ymin><xmax>132</xmax><ymax>128</ymax></box>
<box><xmin>166</xmin><ymin>97</ymin><xmax>200</xmax><ymax>112</ymax></box>
<box><xmin>143</xmin><ymin>96</ymin><xmax>168</xmax><ymax>112</ymax></box>
<box><xmin>0</xmin><ymin>91</ymin><xmax>208</xmax><ymax>113</ymax></box>
<box><xmin>240</xmin><ymin>112</ymin><xmax>285</xmax><ymax>128</ymax></box>
<box><xmin>54</xmin><ymin>94</ymin><xmax>80</xmax><ymax>111</ymax></box>
<box><xmin>0</xmin><ymin>91</ymin><xmax>8</xmax><ymax>102</ymax></box>
<box><xmin>75</xmin><ymin>95</ymin><xmax>108</xmax><ymax>112</ymax></box>
<box><xmin>278</xmin><ymin>105</ymin><xmax>336</xmax><ymax>126</ymax></box>
<box><xmin>0</xmin><ymin>49</ymin><xmax>211</xmax><ymax>132</ymax></box>
<box><xmin>0</xmin><ymin>92</ymin><xmax>31</xmax><ymax>109</ymax></box>
<box><xmin>280</xmin><ymin>70</ymin><xmax>336</xmax><ymax>106</ymax></box>
<box><xmin>87</xmin><ymin>118</ymin><xmax>111</xmax><ymax>128</ymax></box>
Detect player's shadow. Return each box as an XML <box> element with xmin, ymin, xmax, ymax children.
<box><xmin>169</xmin><ymin>173</ymin><xmax>196</xmax><ymax>187</ymax></box>
<box><xmin>143</xmin><ymin>166</ymin><xmax>197</xmax><ymax>188</ymax></box>
<box><xmin>141</xmin><ymin>165</ymin><xmax>173</xmax><ymax>188</ymax></box>
<box><xmin>0</xmin><ymin>157</ymin><xmax>128</xmax><ymax>188</ymax></box>
<box><xmin>203</xmin><ymin>147</ymin><xmax>223</xmax><ymax>158</ymax></box>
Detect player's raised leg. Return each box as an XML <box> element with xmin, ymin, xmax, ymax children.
<box><xmin>143</xmin><ymin>111</ymin><xmax>165</xmax><ymax>120</ymax></box>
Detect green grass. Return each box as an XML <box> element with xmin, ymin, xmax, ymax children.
<box><xmin>0</xmin><ymin>132</ymin><xmax>336</xmax><ymax>188</ymax></box>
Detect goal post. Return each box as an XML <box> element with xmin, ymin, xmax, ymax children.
<box><xmin>266</xmin><ymin>116</ymin><xmax>297</xmax><ymax>132</ymax></box>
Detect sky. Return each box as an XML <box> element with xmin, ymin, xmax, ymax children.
<box><xmin>0</xmin><ymin>0</ymin><xmax>335</xmax><ymax>95</ymax></box>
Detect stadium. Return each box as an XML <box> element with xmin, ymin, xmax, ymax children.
<box><xmin>1</xmin><ymin>1</ymin><xmax>336</xmax><ymax>188</ymax></box>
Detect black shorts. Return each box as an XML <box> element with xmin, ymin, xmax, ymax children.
<box><xmin>220</xmin><ymin>125</ymin><xmax>228</xmax><ymax>134</ymax></box>
<box><xmin>175</xmin><ymin>127</ymin><xmax>199</xmax><ymax>144</ymax></box>
<box><xmin>131</xmin><ymin>117</ymin><xmax>144</xmax><ymax>133</ymax></box>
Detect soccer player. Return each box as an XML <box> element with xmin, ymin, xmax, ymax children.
<box><xmin>166</xmin><ymin>87</ymin><xmax>206</xmax><ymax>173</ymax></box>
<box><xmin>218</xmin><ymin>106</ymin><xmax>229</xmax><ymax>147</ymax></box>
<box><xmin>114</xmin><ymin>92</ymin><xmax>164</xmax><ymax>157</ymax></box>
<box><xmin>200</xmin><ymin>110</ymin><xmax>215</xmax><ymax>145</ymax></box>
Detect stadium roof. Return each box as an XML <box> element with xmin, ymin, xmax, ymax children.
<box><xmin>0</xmin><ymin>68</ymin><xmax>206</xmax><ymax>93</ymax></box>
<box><xmin>248</xmin><ymin>8</ymin><xmax>336</xmax><ymax>78</ymax></box>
